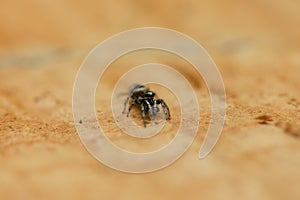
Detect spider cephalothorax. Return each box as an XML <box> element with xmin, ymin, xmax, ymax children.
<box><xmin>122</xmin><ymin>84</ymin><xmax>171</xmax><ymax>127</ymax></box>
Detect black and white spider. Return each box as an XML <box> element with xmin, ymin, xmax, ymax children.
<box><xmin>122</xmin><ymin>84</ymin><xmax>171</xmax><ymax>127</ymax></box>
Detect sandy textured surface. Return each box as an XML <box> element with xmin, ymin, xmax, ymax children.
<box><xmin>0</xmin><ymin>1</ymin><xmax>300</xmax><ymax>200</ymax></box>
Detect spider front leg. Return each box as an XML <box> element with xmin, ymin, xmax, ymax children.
<box><xmin>140</xmin><ymin>103</ymin><xmax>147</xmax><ymax>127</ymax></box>
<box><xmin>126</xmin><ymin>101</ymin><xmax>135</xmax><ymax>117</ymax></box>
<box><xmin>156</xmin><ymin>99</ymin><xmax>171</xmax><ymax>120</ymax></box>
<box><xmin>144</xmin><ymin>100</ymin><xmax>156</xmax><ymax>121</ymax></box>
<box><xmin>122</xmin><ymin>96</ymin><xmax>130</xmax><ymax>114</ymax></box>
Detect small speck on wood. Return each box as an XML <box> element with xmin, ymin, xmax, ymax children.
<box><xmin>255</xmin><ymin>115</ymin><xmax>273</xmax><ymax>125</ymax></box>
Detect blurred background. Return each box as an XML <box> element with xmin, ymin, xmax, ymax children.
<box><xmin>1</xmin><ymin>0</ymin><xmax>300</xmax><ymax>64</ymax></box>
<box><xmin>1</xmin><ymin>1</ymin><xmax>300</xmax><ymax>200</ymax></box>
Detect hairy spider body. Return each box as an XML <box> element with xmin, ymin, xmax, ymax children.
<box><xmin>122</xmin><ymin>84</ymin><xmax>171</xmax><ymax>127</ymax></box>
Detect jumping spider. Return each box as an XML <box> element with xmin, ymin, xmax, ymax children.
<box><xmin>122</xmin><ymin>84</ymin><xmax>171</xmax><ymax>127</ymax></box>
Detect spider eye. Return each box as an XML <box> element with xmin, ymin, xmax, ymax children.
<box><xmin>146</xmin><ymin>91</ymin><xmax>155</xmax><ymax>97</ymax></box>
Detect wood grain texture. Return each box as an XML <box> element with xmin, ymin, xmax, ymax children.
<box><xmin>0</xmin><ymin>1</ymin><xmax>300</xmax><ymax>200</ymax></box>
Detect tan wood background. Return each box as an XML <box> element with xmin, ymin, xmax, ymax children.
<box><xmin>0</xmin><ymin>1</ymin><xmax>300</xmax><ymax>199</ymax></box>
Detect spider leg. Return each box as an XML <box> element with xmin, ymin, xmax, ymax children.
<box><xmin>122</xmin><ymin>96</ymin><xmax>130</xmax><ymax>114</ymax></box>
<box><xmin>140</xmin><ymin>103</ymin><xmax>147</xmax><ymax>127</ymax></box>
<box><xmin>156</xmin><ymin>99</ymin><xmax>171</xmax><ymax>120</ymax></box>
<box><xmin>144</xmin><ymin>100</ymin><xmax>156</xmax><ymax>121</ymax></box>
<box><xmin>126</xmin><ymin>101</ymin><xmax>135</xmax><ymax>117</ymax></box>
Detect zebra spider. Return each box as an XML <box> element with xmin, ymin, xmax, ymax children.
<box><xmin>122</xmin><ymin>84</ymin><xmax>171</xmax><ymax>127</ymax></box>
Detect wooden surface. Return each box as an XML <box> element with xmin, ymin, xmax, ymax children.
<box><xmin>0</xmin><ymin>1</ymin><xmax>300</xmax><ymax>200</ymax></box>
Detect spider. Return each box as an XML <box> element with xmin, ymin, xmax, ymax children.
<box><xmin>122</xmin><ymin>84</ymin><xmax>171</xmax><ymax>127</ymax></box>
